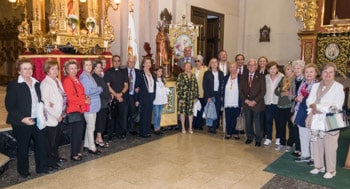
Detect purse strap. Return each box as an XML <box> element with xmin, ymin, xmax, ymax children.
<box><xmin>69</xmin><ymin>79</ymin><xmax>83</xmax><ymax>112</ymax></box>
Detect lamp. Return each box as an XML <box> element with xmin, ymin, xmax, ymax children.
<box><xmin>8</xmin><ymin>0</ymin><xmax>26</xmax><ymax>9</ymax></box>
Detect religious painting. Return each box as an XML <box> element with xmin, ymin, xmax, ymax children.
<box><xmin>259</xmin><ymin>25</ymin><xmax>270</xmax><ymax>42</ymax></box>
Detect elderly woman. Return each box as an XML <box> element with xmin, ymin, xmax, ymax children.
<box><xmin>223</xmin><ymin>62</ymin><xmax>241</xmax><ymax>139</ymax></box>
<box><xmin>79</xmin><ymin>59</ymin><xmax>102</xmax><ymax>155</ymax></box>
<box><xmin>177</xmin><ymin>62</ymin><xmax>199</xmax><ymax>134</ymax></box>
<box><xmin>307</xmin><ymin>63</ymin><xmax>344</xmax><ymax>179</ymax></box>
<box><xmin>203</xmin><ymin>58</ymin><xmax>224</xmax><ymax>134</ymax></box>
<box><xmin>92</xmin><ymin>59</ymin><xmax>111</xmax><ymax>147</ymax></box>
<box><xmin>294</xmin><ymin>63</ymin><xmax>318</xmax><ymax>165</ymax></box>
<box><xmin>40</xmin><ymin>59</ymin><xmax>66</xmax><ymax>170</ymax></box>
<box><xmin>62</xmin><ymin>59</ymin><xmax>90</xmax><ymax>161</ymax></box>
<box><xmin>191</xmin><ymin>55</ymin><xmax>207</xmax><ymax>130</ymax></box>
<box><xmin>5</xmin><ymin>58</ymin><xmax>51</xmax><ymax>178</ymax></box>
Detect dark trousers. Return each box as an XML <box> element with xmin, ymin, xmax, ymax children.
<box><xmin>276</xmin><ymin>107</ymin><xmax>291</xmax><ymax>146</ymax></box>
<box><xmin>225</xmin><ymin>107</ymin><xmax>241</xmax><ymax>135</ymax></box>
<box><xmin>265</xmin><ymin>104</ymin><xmax>278</xmax><ymax>140</ymax></box>
<box><xmin>96</xmin><ymin>108</ymin><xmax>108</xmax><ymax>133</ymax></box>
<box><xmin>193</xmin><ymin>98</ymin><xmax>205</xmax><ymax>129</ymax></box>
<box><xmin>70</xmin><ymin>119</ymin><xmax>84</xmax><ymax>157</ymax></box>
<box><xmin>43</xmin><ymin>124</ymin><xmax>61</xmax><ymax>167</ymax></box>
<box><xmin>12</xmin><ymin>124</ymin><xmax>48</xmax><ymax>174</ymax></box>
<box><xmin>109</xmin><ymin>100</ymin><xmax>128</xmax><ymax>137</ymax></box>
<box><xmin>127</xmin><ymin>95</ymin><xmax>137</xmax><ymax>132</ymax></box>
<box><xmin>139</xmin><ymin>94</ymin><xmax>154</xmax><ymax>136</ymax></box>
<box><xmin>244</xmin><ymin>109</ymin><xmax>263</xmax><ymax>142</ymax></box>
<box><xmin>291</xmin><ymin>123</ymin><xmax>301</xmax><ymax>151</ymax></box>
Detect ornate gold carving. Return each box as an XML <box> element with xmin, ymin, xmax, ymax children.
<box><xmin>316</xmin><ymin>33</ymin><xmax>350</xmax><ymax>77</ymax></box>
<box><xmin>13</xmin><ymin>0</ymin><xmax>118</xmax><ymax>54</ymax></box>
<box><xmin>295</xmin><ymin>0</ymin><xmax>319</xmax><ymax>31</ymax></box>
<box><xmin>304</xmin><ymin>42</ymin><xmax>313</xmax><ymax>63</ymax></box>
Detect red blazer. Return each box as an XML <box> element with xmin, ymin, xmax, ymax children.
<box><xmin>62</xmin><ymin>76</ymin><xmax>86</xmax><ymax>113</ymax></box>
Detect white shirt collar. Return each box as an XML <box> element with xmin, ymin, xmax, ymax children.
<box><xmin>18</xmin><ymin>75</ymin><xmax>39</xmax><ymax>84</ymax></box>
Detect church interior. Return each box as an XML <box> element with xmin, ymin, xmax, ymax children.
<box><xmin>1</xmin><ymin>0</ymin><xmax>350</xmax><ymax>188</ymax></box>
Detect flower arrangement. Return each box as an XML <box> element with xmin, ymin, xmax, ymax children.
<box><xmin>67</xmin><ymin>14</ymin><xmax>79</xmax><ymax>25</ymax></box>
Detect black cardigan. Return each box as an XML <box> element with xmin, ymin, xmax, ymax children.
<box><xmin>5</xmin><ymin>80</ymin><xmax>41</xmax><ymax>126</ymax></box>
<box><xmin>202</xmin><ymin>70</ymin><xmax>224</xmax><ymax>102</ymax></box>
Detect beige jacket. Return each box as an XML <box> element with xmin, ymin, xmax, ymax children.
<box><xmin>192</xmin><ymin>66</ymin><xmax>208</xmax><ymax>98</ymax></box>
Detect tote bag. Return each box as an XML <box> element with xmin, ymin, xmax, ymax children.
<box><xmin>325</xmin><ymin>111</ymin><xmax>349</xmax><ymax>132</ymax></box>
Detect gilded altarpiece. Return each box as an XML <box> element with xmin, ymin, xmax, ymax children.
<box><xmin>316</xmin><ymin>33</ymin><xmax>350</xmax><ymax>77</ymax></box>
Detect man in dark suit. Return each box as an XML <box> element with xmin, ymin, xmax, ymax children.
<box><xmin>239</xmin><ymin>58</ymin><xmax>266</xmax><ymax>147</ymax></box>
<box><xmin>236</xmin><ymin>54</ymin><xmax>247</xmax><ymax>77</ymax></box>
<box><xmin>126</xmin><ymin>56</ymin><xmax>142</xmax><ymax>135</ymax></box>
<box><xmin>177</xmin><ymin>46</ymin><xmax>195</xmax><ymax>69</ymax></box>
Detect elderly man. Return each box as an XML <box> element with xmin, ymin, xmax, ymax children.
<box><xmin>177</xmin><ymin>46</ymin><xmax>195</xmax><ymax>69</ymax></box>
<box><xmin>239</xmin><ymin>58</ymin><xmax>266</xmax><ymax>147</ymax></box>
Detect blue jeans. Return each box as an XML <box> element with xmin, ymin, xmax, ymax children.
<box><xmin>153</xmin><ymin>105</ymin><xmax>164</xmax><ymax>130</ymax></box>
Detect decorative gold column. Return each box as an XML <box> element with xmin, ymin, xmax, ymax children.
<box><xmin>297</xmin><ymin>31</ymin><xmax>318</xmax><ymax>64</ymax></box>
<box><xmin>295</xmin><ymin>0</ymin><xmax>319</xmax><ymax>63</ymax></box>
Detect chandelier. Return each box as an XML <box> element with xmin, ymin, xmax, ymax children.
<box><xmin>8</xmin><ymin>0</ymin><xmax>121</xmax><ymax>54</ymax></box>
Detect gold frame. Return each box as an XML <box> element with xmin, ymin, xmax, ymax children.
<box><xmin>168</xmin><ymin>25</ymin><xmax>199</xmax><ymax>58</ymax></box>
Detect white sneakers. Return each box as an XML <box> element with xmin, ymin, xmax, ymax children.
<box><xmin>310</xmin><ymin>168</ymin><xmax>336</xmax><ymax>179</ymax></box>
<box><xmin>275</xmin><ymin>138</ymin><xmax>280</xmax><ymax>145</ymax></box>
<box><xmin>263</xmin><ymin>139</ymin><xmax>272</xmax><ymax>146</ymax></box>
<box><xmin>310</xmin><ymin>167</ymin><xmax>325</xmax><ymax>174</ymax></box>
<box><xmin>323</xmin><ymin>171</ymin><xmax>336</xmax><ymax>179</ymax></box>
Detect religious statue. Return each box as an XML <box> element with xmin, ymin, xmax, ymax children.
<box><xmin>143</xmin><ymin>42</ymin><xmax>153</xmax><ymax>58</ymax></box>
<box><xmin>156</xmin><ymin>21</ymin><xmax>171</xmax><ymax>67</ymax></box>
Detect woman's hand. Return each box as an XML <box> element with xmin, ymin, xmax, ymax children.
<box><xmin>22</xmin><ymin>117</ymin><xmax>35</xmax><ymax>126</ymax></box>
<box><xmin>85</xmin><ymin>96</ymin><xmax>91</xmax><ymax>104</ymax></box>
<box><xmin>295</xmin><ymin>95</ymin><xmax>303</xmax><ymax>103</ymax></box>
<box><xmin>57</xmin><ymin>116</ymin><xmax>63</xmax><ymax>122</ymax></box>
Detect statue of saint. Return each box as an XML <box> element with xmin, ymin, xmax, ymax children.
<box><xmin>156</xmin><ymin>24</ymin><xmax>170</xmax><ymax>66</ymax></box>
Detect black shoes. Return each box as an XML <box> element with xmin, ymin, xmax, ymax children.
<box><xmin>225</xmin><ymin>135</ymin><xmax>232</xmax><ymax>139</ymax></box>
<box><xmin>139</xmin><ymin>134</ymin><xmax>151</xmax><ymax>138</ymax></box>
<box><xmin>37</xmin><ymin>169</ymin><xmax>54</xmax><ymax>174</ymax></box>
<box><xmin>129</xmin><ymin>131</ymin><xmax>138</xmax><ymax>135</ymax></box>
<box><xmin>255</xmin><ymin>142</ymin><xmax>261</xmax><ymax>147</ymax></box>
<box><xmin>71</xmin><ymin>156</ymin><xmax>83</xmax><ymax>161</ymax></box>
<box><xmin>58</xmin><ymin>157</ymin><xmax>67</xmax><ymax>163</ymax></box>
<box><xmin>154</xmin><ymin>130</ymin><xmax>163</xmax><ymax>135</ymax></box>
<box><xmin>88</xmin><ymin>149</ymin><xmax>102</xmax><ymax>155</ymax></box>
<box><xmin>233</xmin><ymin>136</ymin><xmax>240</xmax><ymax>140</ymax></box>
<box><xmin>83</xmin><ymin>147</ymin><xmax>89</xmax><ymax>152</ymax></box>
<box><xmin>245</xmin><ymin>139</ymin><xmax>253</xmax><ymax>144</ymax></box>
<box><xmin>19</xmin><ymin>172</ymin><xmax>31</xmax><ymax>179</ymax></box>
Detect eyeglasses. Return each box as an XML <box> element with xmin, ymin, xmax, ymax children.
<box><xmin>195</xmin><ymin>60</ymin><xmax>200</xmax><ymax>62</ymax></box>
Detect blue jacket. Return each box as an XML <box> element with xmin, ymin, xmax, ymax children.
<box><xmin>79</xmin><ymin>71</ymin><xmax>102</xmax><ymax>113</ymax></box>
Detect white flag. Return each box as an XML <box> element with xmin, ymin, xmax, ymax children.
<box><xmin>127</xmin><ymin>10</ymin><xmax>140</xmax><ymax>69</ymax></box>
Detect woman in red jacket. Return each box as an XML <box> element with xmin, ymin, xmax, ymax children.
<box><xmin>62</xmin><ymin>59</ymin><xmax>90</xmax><ymax>161</ymax></box>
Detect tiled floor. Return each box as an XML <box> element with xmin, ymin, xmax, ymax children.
<box><xmin>1</xmin><ymin>131</ymin><xmax>328</xmax><ymax>189</ymax></box>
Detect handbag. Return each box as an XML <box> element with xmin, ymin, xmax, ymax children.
<box><xmin>64</xmin><ymin>112</ymin><xmax>83</xmax><ymax>124</ymax></box>
<box><xmin>235</xmin><ymin>112</ymin><xmax>245</xmax><ymax>131</ymax></box>
<box><xmin>36</xmin><ymin>101</ymin><xmax>47</xmax><ymax>130</ymax></box>
<box><xmin>325</xmin><ymin>111</ymin><xmax>349</xmax><ymax>132</ymax></box>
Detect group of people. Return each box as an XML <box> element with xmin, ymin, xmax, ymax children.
<box><xmin>176</xmin><ymin>48</ymin><xmax>344</xmax><ymax>180</ymax></box>
<box><xmin>5</xmin><ymin>49</ymin><xmax>345</xmax><ymax>180</ymax></box>
<box><xmin>5</xmin><ymin>55</ymin><xmax>171</xmax><ymax>178</ymax></box>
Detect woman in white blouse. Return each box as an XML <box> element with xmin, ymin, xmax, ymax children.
<box><xmin>223</xmin><ymin>62</ymin><xmax>241</xmax><ymax>139</ymax></box>
<box><xmin>307</xmin><ymin>62</ymin><xmax>344</xmax><ymax>179</ymax></box>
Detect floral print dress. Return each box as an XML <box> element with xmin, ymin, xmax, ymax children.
<box><xmin>176</xmin><ymin>72</ymin><xmax>199</xmax><ymax>115</ymax></box>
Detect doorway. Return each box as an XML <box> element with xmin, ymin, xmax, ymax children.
<box><xmin>191</xmin><ymin>6</ymin><xmax>224</xmax><ymax>65</ymax></box>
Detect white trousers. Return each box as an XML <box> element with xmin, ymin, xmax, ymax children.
<box><xmin>84</xmin><ymin>113</ymin><xmax>96</xmax><ymax>151</ymax></box>
<box><xmin>298</xmin><ymin>126</ymin><xmax>313</xmax><ymax>158</ymax></box>
<box><xmin>312</xmin><ymin>131</ymin><xmax>339</xmax><ymax>172</ymax></box>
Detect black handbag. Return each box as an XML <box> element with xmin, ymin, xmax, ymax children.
<box><xmin>64</xmin><ymin>112</ymin><xmax>83</xmax><ymax>124</ymax></box>
<box><xmin>108</xmin><ymin>99</ymin><xmax>119</xmax><ymax>119</ymax></box>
